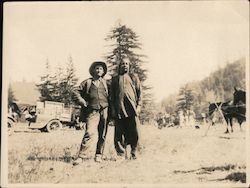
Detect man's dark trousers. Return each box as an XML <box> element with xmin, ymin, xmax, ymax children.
<box><xmin>79</xmin><ymin>107</ymin><xmax>108</xmax><ymax>157</ymax></box>
<box><xmin>114</xmin><ymin>116</ymin><xmax>139</xmax><ymax>155</ymax></box>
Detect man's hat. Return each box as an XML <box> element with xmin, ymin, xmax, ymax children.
<box><xmin>89</xmin><ymin>61</ymin><xmax>107</xmax><ymax>77</ymax></box>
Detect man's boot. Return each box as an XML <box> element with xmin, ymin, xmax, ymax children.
<box><xmin>73</xmin><ymin>157</ymin><xmax>83</xmax><ymax>166</ymax></box>
<box><xmin>94</xmin><ymin>154</ymin><xmax>102</xmax><ymax>163</ymax></box>
<box><xmin>131</xmin><ymin>146</ymin><xmax>137</xmax><ymax>160</ymax></box>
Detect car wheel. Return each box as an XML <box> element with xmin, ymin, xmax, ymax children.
<box><xmin>46</xmin><ymin>120</ymin><xmax>62</xmax><ymax>132</ymax></box>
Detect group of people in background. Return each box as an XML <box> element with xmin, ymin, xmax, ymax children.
<box><xmin>155</xmin><ymin>109</ymin><xmax>197</xmax><ymax>129</ymax></box>
<box><xmin>73</xmin><ymin>57</ymin><xmax>142</xmax><ymax>165</ymax></box>
<box><xmin>178</xmin><ymin>109</ymin><xmax>196</xmax><ymax>128</ymax></box>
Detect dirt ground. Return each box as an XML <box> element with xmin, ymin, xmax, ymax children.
<box><xmin>7</xmin><ymin>121</ymin><xmax>248</xmax><ymax>187</ymax></box>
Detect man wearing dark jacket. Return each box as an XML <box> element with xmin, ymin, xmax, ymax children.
<box><xmin>111</xmin><ymin>57</ymin><xmax>142</xmax><ymax>159</ymax></box>
<box><xmin>73</xmin><ymin>61</ymin><xmax>109</xmax><ymax>164</ymax></box>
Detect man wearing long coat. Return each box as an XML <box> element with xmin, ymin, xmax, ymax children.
<box><xmin>111</xmin><ymin>58</ymin><xmax>142</xmax><ymax>159</ymax></box>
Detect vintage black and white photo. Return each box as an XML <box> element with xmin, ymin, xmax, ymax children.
<box><xmin>2</xmin><ymin>1</ymin><xmax>249</xmax><ymax>187</ymax></box>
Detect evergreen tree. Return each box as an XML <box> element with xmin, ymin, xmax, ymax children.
<box><xmin>105</xmin><ymin>23</ymin><xmax>154</xmax><ymax>123</ymax></box>
<box><xmin>36</xmin><ymin>57</ymin><xmax>78</xmax><ymax>105</ymax></box>
<box><xmin>59</xmin><ymin>56</ymin><xmax>78</xmax><ymax>106</ymax></box>
<box><xmin>176</xmin><ymin>85</ymin><xmax>194</xmax><ymax>113</ymax></box>
<box><xmin>53</xmin><ymin>64</ymin><xmax>64</xmax><ymax>101</ymax></box>
<box><xmin>36</xmin><ymin>59</ymin><xmax>56</xmax><ymax>102</ymax></box>
<box><xmin>105</xmin><ymin>23</ymin><xmax>148</xmax><ymax>81</ymax></box>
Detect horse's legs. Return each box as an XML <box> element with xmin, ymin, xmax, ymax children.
<box><xmin>230</xmin><ymin>118</ymin><xmax>233</xmax><ymax>133</ymax></box>
<box><xmin>239</xmin><ymin>120</ymin><xmax>243</xmax><ymax>132</ymax></box>
<box><xmin>224</xmin><ymin>118</ymin><xmax>229</xmax><ymax>134</ymax></box>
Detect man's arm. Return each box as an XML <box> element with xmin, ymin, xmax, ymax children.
<box><xmin>134</xmin><ymin>74</ymin><xmax>142</xmax><ymax>107</ymax></box>
<box><xmin>73</xmin><ymin>80</ymin><xmax>88</xmax><ymax>107</ymax></box>
<box><xmin>109</xmin><ymin>77</ymin><xmax>117</xmax><ymax>118</ymax></box>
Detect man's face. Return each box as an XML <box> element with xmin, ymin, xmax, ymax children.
<box><xmin>119</xmin><ymin>59</ymin><xmax>130</xmax><ymax>74</ymax></box>
<box><xmin>94</xmin><ymin>65</ymin><xmax>104</xmax><ymax>78</ymax></box>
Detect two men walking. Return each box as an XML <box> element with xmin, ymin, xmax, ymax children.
<box><xmin>73</xmin><ymin>58</ymin><xmax>142</xmax><ymax>164</ymax></box>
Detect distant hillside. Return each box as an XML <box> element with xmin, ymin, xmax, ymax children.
<box><xmin>11</xmin><ymin>81</ymin><xmax>41</xmax><ymax>105</ymax></box>
<box><xmin>161</xmin><ymin>58</ymin><xmax>246</xmax><ymax>115</ymax></box>
<box><xmin>199</xmin><ymin>58</ymin><xmax>245</xmax><ymax>101</ymax></box>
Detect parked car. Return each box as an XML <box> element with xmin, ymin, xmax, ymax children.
<box><xmin>24</xmin><ymin>101</ymin><xmax>82</xmax><ymax>132</ymax></box>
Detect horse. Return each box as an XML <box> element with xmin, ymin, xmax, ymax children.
<box><xmin>208</xmin><ymin>101</ymin><xmax>245</xmax><ymax>133</ymax></box>
<box><xmin>233</xmin><ymin>87</ymin><xmax>246</xmax><ymax>105</ymax></box>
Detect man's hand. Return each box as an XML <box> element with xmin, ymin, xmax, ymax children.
<box><xmin>136</xmin><ymin>105</ymin><xmax>141</xmax><ymax>114</ymax></box>
<box><xmin>79</xmin><ymin>98</ymin><xmax>87</xmax><ymax>107</ymax></box>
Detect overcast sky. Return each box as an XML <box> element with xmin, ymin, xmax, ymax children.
<box><xmin>3</xmin><ymin>1</ymin><xmax>249</xmax><ymax>102</ymax></box>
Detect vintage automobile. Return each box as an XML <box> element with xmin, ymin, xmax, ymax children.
<box><xmin>24</xmin><ymin>101</ymin><xmax>82</xmax><ymax>132</ymax></box>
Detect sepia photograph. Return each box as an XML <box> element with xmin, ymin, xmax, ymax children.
<box><xmin>1</xmin><ymin>1</ymin><xmax>249</xmax><ymax>187</ymax></box>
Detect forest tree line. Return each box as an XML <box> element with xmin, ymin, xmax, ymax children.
<box><xmin>161</xmin><ymin>58</ymin><xmax>246</xmax><ymax>117</ymax></box>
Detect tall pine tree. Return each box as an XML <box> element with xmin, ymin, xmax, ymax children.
<box><xmin>59</xmin><ymin>56</ymin><xmax>78</xmax><ymax>106</ymax></box>
<box><xmin>105</xmin><ymin>23</ymin><xmax>155</xmax><ymax>123</ymax></box>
